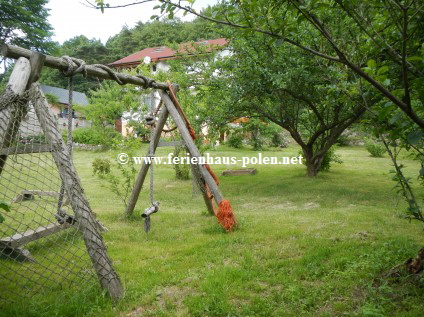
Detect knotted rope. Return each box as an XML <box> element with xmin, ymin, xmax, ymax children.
<box><xmin>57</xmin><ymin>64</ymin><xmax>76</xmax><ymax>221</ymax></box>
<box><xmin>60</xmin><ymin>55</ymin><xmax>129</xmax><ymax>86</ymax></box>
<box><xmin>93</xmin><ymin>64</ymin><xmax>125</xmax><ymax>85</ymax></box>
<box><xmin>60</xmin><ymin>56</ymin><xmax>88</xmax><ymax>78</ymax></box>
<box><xmin>136</xmin><ymin>74</ymin><xmax>157</xmax><ymax>89</ymax></box>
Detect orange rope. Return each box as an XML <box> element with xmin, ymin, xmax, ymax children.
<box><xmin>167</xmin><ymin>80</ymin><xmax>197</xmax><ymax>140</ymax></box>
<box><xmin>205</xmin><ymin>163</ymin><xmax>219</xmax><ymax>186</ymax></box>
<box><xmin>166</xmin><ymin>80</ymin><xmax>235</xmax><ymax>231</ymax></box>
<box><xmin>217</xmin><ymin>200</ymin><xmax>236</xmax><ymax>231</ymax></box>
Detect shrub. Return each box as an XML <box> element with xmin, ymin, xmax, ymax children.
<box><xmin>336</xmin><ymin>134</ymin><xmax>350</xmax><ymax>147</ymax></box>
<box><xmin>173</xmin><ymin>145</ymin><xmax>190</xmax><ymax>180</ymax></box>
<box><xmin>365</xmin><ymin>140</ymin><xmax>386</xmax><ymax>157</ymax></box>
<box><xmin>92</xmin><ymin>158</ymin><xmax>111</xmax><ymax>176</ymax></box>
<box><xmin>228</xmin><ymin>132</ymin><xmax>243</xmax><ymax>148</ymax></box>
<box><xmin>271</xmin><ymin>132</ymin><xmax>288</xmax><ymax>148</ymax></box>
<box><xmin>250</xmin><ymin>135</ymin><xmax>264</xmax><ymax>151</ymax></box>
<box><xmin>92</xmin><ymin>154</ymin><xmax>137</xmax><ymax>208</ymax></box>
<box><xmin>19</xmin><ymin>133</ymin><xmax>46</xmax><ymax>144</ymax></box>
<box><xmin>72</xmin><ymin>127</ymin><xmax>121</xmax><ymax>147</ymax></box>
<box><xmin>319</xmin><ymin>147</ymin><xmax>343</xmax><ymax>172</ymax></box>
<box><xmin>300</xmin><ymin>146</ymin><xmax>343</xmax><ymax>172</ymax></box>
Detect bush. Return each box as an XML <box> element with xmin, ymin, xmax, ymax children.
<box><xmin>173</xmin><ymin>145</ymin><xmax>190</xmax><ymax>180</ymax></box>
<box><xmin>92</xmin><ymin>154</ymin><xmax>137</xmax><ymax>208</ymax></box>
<box><xmin>319</xmin><ymin>147</ymin><xmax>343</xmax><ymax>172</ymax></box>
<box><xmin>92</xmin><ymin>158</ymin><xmax>111</xmax><ymax>176</ymax></box>
<box><xmin>72</xmin><ymin>127</ymin><xmax>121</xmax><ymax>147</ymax></box>
<box><xmin>365</xmin><ymin>140</ymin><xmax>386</xmax><ymax>157</ymax></box>
<box><xmin>228</xmin><ymin>132</ymin><xmax>243</xmax><ymax>148</ymax></box>
<box><xmin>271</xmin><ymin>132</ymin><xmax>289</xmax><ymax>148</ymax></box>
<box><xmin>336</xmin><ymin>134</ymin><xmax>350</xmax><ymax>147</ymax></box>
<box><xmin>19</xmin><ymin>133</ymin><xmax>46</xmax><ymax>144</ymax></box>
<box><xmin>251</xmin><ymin>138</ymin><xmax>264</xmax><ymax>150</ymax></box>
<box><xmin>300</xmin><ymin>146</ymin><xmax>343</xmax><ymax>172</ymax></box>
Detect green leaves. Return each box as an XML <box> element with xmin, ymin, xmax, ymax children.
<box><xmin>367</xmin><ymin>59</ymin><xmax>376</xmax><ymax>69</ymax></box>
<box><xmin>407</xmin><ymin>130</ymin><xmax>423</xmax><ymax>146</ymax></box>
<box><xmin>0</xmin><ymin>0</ymin><xmax>54</xmax><ymax>52</ymax></box>
<box><xmin>377</xmin><ymin>66</ymin><xmax>389</xmax><ymax>76</ymax></box>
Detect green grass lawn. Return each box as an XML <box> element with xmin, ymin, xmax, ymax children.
<box><xmin>1</xmin><ymin>144</ymin><xmax>423</xmax><ymax>317</ymax></box>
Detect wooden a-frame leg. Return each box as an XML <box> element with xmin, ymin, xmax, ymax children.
<box><xmin>190</xmin><ymin>163</ymin><xmax>215</xmax><ymax>215</ymax></box>
<box><xmin>125</xmin><ymin>106</ymin><xmax>169</xmax><ymax>217</ymax></box>
<box><xmin>158</xmin><ymin>90</ymin><xmax>224</xmax><ymax>206</ymax></box>
<box><xmin>30</xmin><ymin>83</ymin><xmax>123</xmax><ymax>302</ymax></box>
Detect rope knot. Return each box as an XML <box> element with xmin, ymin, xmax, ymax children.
<box><xmin>60</xmin><ymin>56</ymin><xmax>87</xmax><ymax>77</ymax></box>
<box><xmin>136</xmin><ymin>75</ymin><xmax>156</xmax><ymax>89</ymax></box>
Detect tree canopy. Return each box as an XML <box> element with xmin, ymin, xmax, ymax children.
<box><xmin>0</xmin><ymin>0</ymin><xmax>54</xmax><ymax>51</ymax></box>
<box><xmin>92</xmin><ymin>0</ymin><xmax>424</xmax><ymax>131</ymax></box>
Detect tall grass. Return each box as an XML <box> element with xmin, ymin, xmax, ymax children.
<box><xmin>1</xmin><ymin>145</ymin><xmax>423</xmax><ymax>316</ymax></box>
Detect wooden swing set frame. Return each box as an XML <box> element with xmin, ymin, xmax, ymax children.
<box><xmin>0</xmin><ymin>44</ymin><xmax>235</xmax><ymax>301</ymax></box>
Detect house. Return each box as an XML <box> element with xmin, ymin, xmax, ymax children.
<box><xmin>40</xmin><ymin>85</ymin><xmax>89</xmax><ymax>126</ymax></box>
<box><xmin>109</xmin><ymin>38</ymin><xmax>230</xmax><ymax>136</ymax></box>
<box><xmin>109</xmin><ymin>38</ymin><xmax>229</xmax><ymax>71</ymax></box>
<box><xmin>19</xmin><ymin>85</ymin><xmax>90</xmax><ymax>137</ymax></box>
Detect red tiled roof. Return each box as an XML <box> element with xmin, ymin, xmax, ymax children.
<box><xmin>110</xmin><ymin>38</ymin><xmax>228</xmax><ymax>67</ymax></box>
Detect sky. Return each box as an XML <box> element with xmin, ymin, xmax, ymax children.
<box><xmin>46</xmin><ymin>0</ymin><xmax>218</xmax><ymax>44</ymax></box>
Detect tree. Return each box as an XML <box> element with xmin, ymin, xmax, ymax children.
<box><xmin>202</xmin><ymin>33</ymin><xmax>366</xmax><ymax>176</ymax></box>
<box><xmin>106</xmin><ymin>26</ymin><xmax>140</xmax><ymax>62</ymax></box>
<box><xmin>0</xmin><ymin>0</ymin><xmax>55</xmax><ymax>84</ymax></box>
<box><xmin>90</xmin><ymin>0</ymin><xmax>424</xmax><ymax>130</ymax></box>
<box><xmin>40</xmin><ymin>35</ymin><xmax>110</xmax><ymax>93</ymax></box>
<box><xmin>0</xmin><ymin>0</ymin><xmax>54</xmax><ymax>50</ymax></box>
<box><xmin>76</xmin><ymin>79</ymin><xmax>140</xmax><ymax>147</ymax></box>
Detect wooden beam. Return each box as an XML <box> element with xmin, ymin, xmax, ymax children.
<box><xmin>222</xmin><ymin>168</ymin><xmax>257</xmax><ymax>176</ymax></box>
<box><xmin>158</xmin><ymin>89</ymin><xmax>224</xmax><ymax>204</ymax></box>
<box><xmin>2</xmin><ymin>44</ymin><xmax>174</xmax><ymax>91</ymax></box>
<box><xmin>26</xmin><ymin>51</ymin><xmax>46</xmax><ymax>90</ymax></box>
<box><xmin>0</xmin><ymin>222</ymin><xmax>71</xmax><ymax>249</ymax></box>
<box><xmin>0</xmin><ymin>144</ymin><xmax>55</xmax><ymax>155</ymax></box>
<box><xmin>125</xmin><ymin>107</ymin><xmax>170</xmax><ymax>217</ymax></box>
<box><xmin>13</xmin><ymin>190</ymin><xmax>69</xmax><ymax>205</ymax></box>
<box><xmin>0</xmin><ymin>57</ymin><xmax>32</xmax><ymax>175</ymax></box>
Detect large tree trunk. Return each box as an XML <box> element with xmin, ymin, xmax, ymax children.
<box><xmin>303</xmin><ymin>147</ymin><xmax>324</xmax><ymax>177</ymax></box>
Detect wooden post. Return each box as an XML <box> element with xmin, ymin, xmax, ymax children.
<box><xmin>0</xmin><ymin>57</ymin><xmax>31</xmax><ymax>175</ymax></box>
<box><xmin>26</xmin><ymin>52</ymin><xmax>46</xmax><ymax>89</ymax></box>
<box><xmin>29</xmin><ymin>83</ymin><xmax>123</xmax><ymax>302</ymax></box>
<box><xmin>158</xmin><ymin>90</ymin><xmax>224</xmax><ymax>204</ymax></box>
<box><xmin>191</xmin><ymin>163</ymin><xmax>215</xmax><ymax>215</ymax></box>
<box><xmin>125</xmin><ymin>106</ymin><xmax>169</xmax><ymax>217</ymax></box>
<box><xmin>2</xmin><ymin>44</ymin><xmax>173</xmax><ymax>91</ymax></box>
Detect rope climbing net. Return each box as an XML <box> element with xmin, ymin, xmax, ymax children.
<box><xmin>0</xmin><ymin>54</ymin><xmax>122</xmax><ymax>304</ymax></box>
<box><xmin>0</xmin><ymin>88</ymin><xmax>98</xmax><ymax>302</ymax></box>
